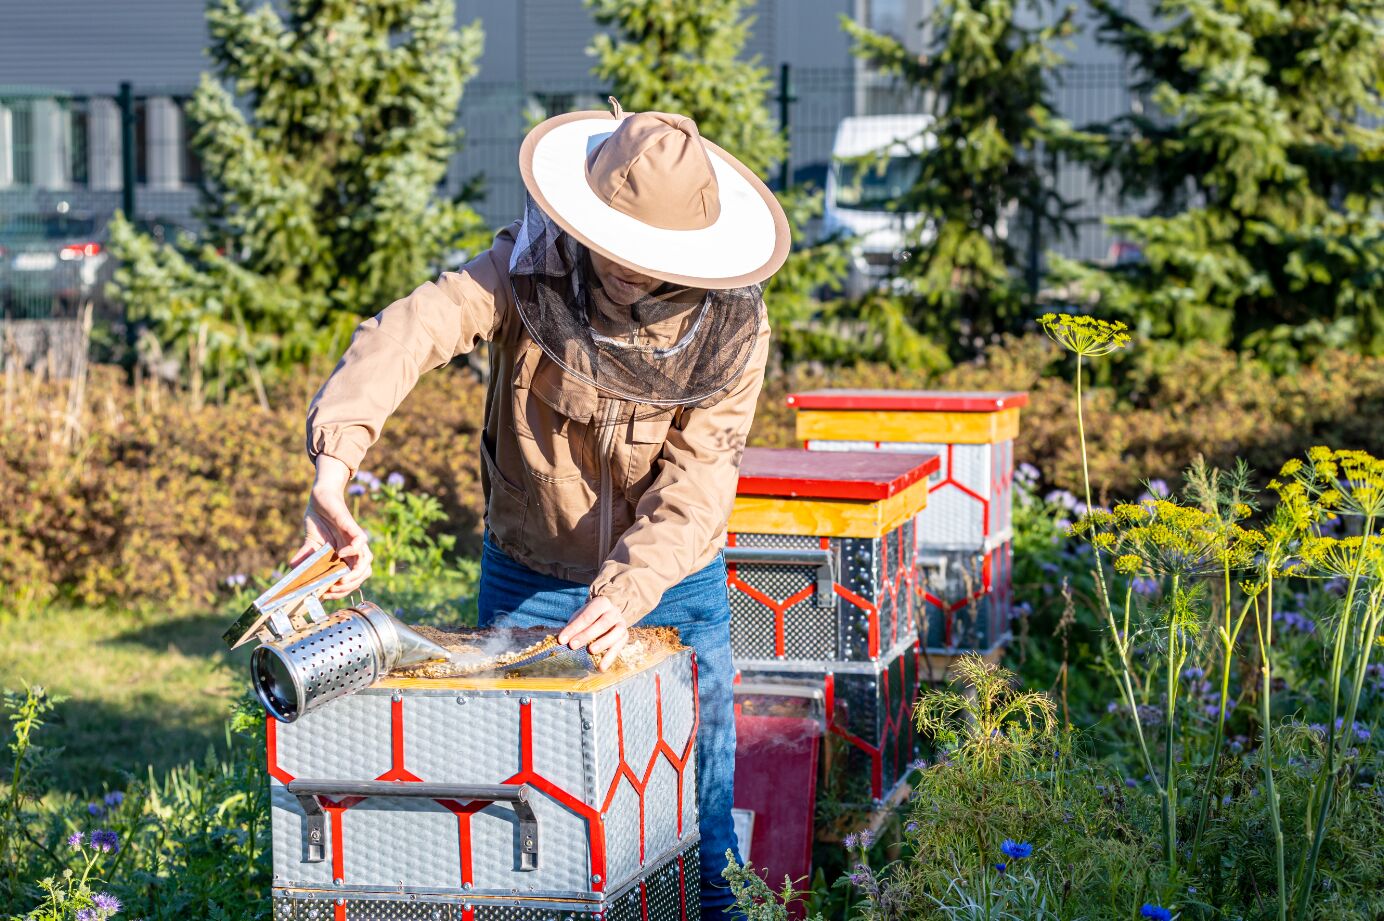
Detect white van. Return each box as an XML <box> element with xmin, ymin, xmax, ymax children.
<box><xmin>823</xmin><ymin>114</ymin><xmax>935</xmax><ymax>299</ymax></box>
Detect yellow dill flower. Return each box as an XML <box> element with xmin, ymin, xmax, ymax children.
<box><xmin>1280</xmin><ymin>458</ymin><xmax>1304</xmax><ymax>477</ymax></box>
<box><xmin>1038</xmin><ymin>312</ymin><xmax>1132</xmax><ymax>357</ymax></box>
<box><xmin>1114</xmin><ymin>554</ymin><xmax>1143</xmax><ymax>575</ymax></box>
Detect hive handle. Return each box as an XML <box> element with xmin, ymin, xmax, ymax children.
<box><xmin>285</xmin><ymin>779</ymin><xmax>540</xmax><ymax>870</ymax></box>
<box><xmin>722</xmin><ymin>546</ymin><xmax>835</xmax><ymax>607</ymax></box>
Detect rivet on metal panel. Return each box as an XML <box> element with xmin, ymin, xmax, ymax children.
<box><xmin>456</xmin><ymin>695</ymin><xmax>467</xmax><ymax>704</ymax></box>
<box><xmin>582</xmin><ymin>719</ymin><xmax>592</xmax><ymax>730</ymax></box>
<box><xmin>592</xmin><ymin>873</ymin><xmax>603</xmax><ymax>884</ymax></box>
<box><xmin>335</xmin><ymin>899</ymin><xmax>344</xmax><ymax>906</ymax></box>
<box><xmin>392</xmin><ymin>693</ymin><xmax>403</xmax><ymax>703</ymax></box>
<box><xmin>462</xmin><ymin>882</ymin><xmax>472</xmax><ymax>890</ymax></box>
<box><xmin>520</xmin><ymin>696</ymin><xmax>531</xmax><ymax>705</ymax></box>
<box><xmin>334</xmin><ymin>878</ymin><xmax>343</xmax><ymax>886</ymax></box>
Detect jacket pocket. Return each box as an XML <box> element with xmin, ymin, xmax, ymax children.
<box><xmin>512</xmin><ymin>386</ymin><xmax>587</xmax><ymax>484</ymax></box>
<box><xmin>479</xmin><ymin>432</ymin><xmax>529</xmax><ymax>549</ymax></box>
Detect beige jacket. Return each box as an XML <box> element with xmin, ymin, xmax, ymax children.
<box><xmin>306</xmin><ymin>223</ymin><xmax>770</xmax><ymax>620</ymax></box>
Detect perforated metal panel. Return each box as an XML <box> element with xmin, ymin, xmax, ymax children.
<box><xmin>272</xmin><ymin>841</ymin><xmax>698</xmax><ymax>921</ymax></box>
<box><xmin>727</xmin><ymin>524</ymin><xmax>917</xmax><ymax>666</ymax></box>
<box><xmin>269</xmin><ymin>651</ymin><xmax>697</xmax><ymax>905</ymax></box>
<box><xmin>918</xmin><ymin>540</ymin><xmax>1012</xmax><ymax>654</ymax></box>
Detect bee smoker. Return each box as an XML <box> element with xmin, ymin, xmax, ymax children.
<box><xmin>222</xmin><ymin>544</ymin><xmax>450</xmax><ymax>722</ymax></box>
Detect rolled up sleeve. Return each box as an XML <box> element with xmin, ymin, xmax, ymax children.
<box><xmin>305</xmin><ymin>223</ymin><xmax>519</xmax><ymax>474</ymax></box>
<box><xmin>588</xmin><ymin>317</ymin><xmax>771</xmax><ymax>621</ymax></box>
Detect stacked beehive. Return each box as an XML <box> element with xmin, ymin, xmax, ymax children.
<box><xmin>725</xmin><ymin>447</ymin><xmax>939</xmax><ymax>811</ymax></box>
<box><xmin>266</xmin><ymin>644</ymin><xmax>700</xmax><ymax>921</ymax></box>
<box><xmin>788</xmin><ymin>390</ymin><xmax>1028</xmax><ymax>659</ymax></box>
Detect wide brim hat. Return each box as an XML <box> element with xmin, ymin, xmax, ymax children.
<box><xmin>518</xmin><ymin>103</ymin><xmax>791</xmax><ymax>290</ymax></box>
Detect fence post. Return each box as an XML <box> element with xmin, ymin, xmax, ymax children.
<box><xmin>118</xmin><ymin>82</ymin><xmax>136</xmax><ymax>219</ymax></box>
<box><xmin>775</xmin><ymin>62</ymin><xmax>796</xmax><ymax>191</ymax></box>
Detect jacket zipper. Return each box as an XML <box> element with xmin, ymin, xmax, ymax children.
<box><xmin>595</xmin><ymin>399</ymin><xmax>621</xmax><ymax>564</ymax></box>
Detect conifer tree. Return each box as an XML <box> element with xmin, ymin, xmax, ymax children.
<box><xmin>588</xmin><ymin>0</ymin><xmax>943</xmax><ymax>367</ymax></box>
<box><xmin>108</xmin><ymin>0</ymin><xmax>485</xmax><ymax>388</ymax></box>
<box><xmin>843</xmin><ymin>0</ymin><xmax>1075</xmax><ymax>352</ymax></box>
<box><xmin>1050</xmin><ymin>0</ymin><xmax>1384</xmax><ymax>359</ymax></box>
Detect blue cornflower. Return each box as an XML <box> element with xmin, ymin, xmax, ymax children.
<box><xmin>1140</xmin><ymin>905</ymin><xmax>1172</xmax><ymax>921</ymax></box>
<box><xmin>386</xmin><ymin>472</ymin><xmax>406</xmax><ymax>488</ymax></box>
<box><xmin>103</xmin><ymin>791</ymin><xmax>124</xmax><ymax>808</ymax></box>
<box><xmin>90</xmin><ymin>829</ymin><xmax>119</xmax><ymax>853</ymax></box>
<box><xmin>994</xmin><ymin>862</ymin><xmax>1007</xmax><ymax>874</ymax></box>
<box><xmin>67</xmin><ymin>831</ymin><xmax>84</xmax><ymax>849</ymax></box>
<box><xmin>999</xmin><ymin>839</ymin><xmax>1032</xmax><ymax>860</ymax></box>
<box><xmin>93</xmin><ymin>892</ymin><xmax>121</xmax><ymax>913</ymax></box>
<box><xmin>87</xmin><ymin>803</ymin><xmax>104</xmax><ymax>817</ymax></box>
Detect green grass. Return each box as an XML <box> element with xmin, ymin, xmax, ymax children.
<box><xmin>0</xmin><ymin>604</ymin><xmax>251</xmax><ymax>795</ymax></box>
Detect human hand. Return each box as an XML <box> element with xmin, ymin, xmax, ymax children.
<box><xmin>559</xmin><ymin>596</ymin><xmax>631</xmax><ymax>672</ymax></box>
<box><xmin>289</xmin><ymin>455</ymin><xmax>373</xmax><ymax>600</ymax></box>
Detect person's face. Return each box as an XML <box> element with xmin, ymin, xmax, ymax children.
<box><xmin>590</xmin><ymin>251</ymin><xmax>661</xmax><ymax>306</ymax></box>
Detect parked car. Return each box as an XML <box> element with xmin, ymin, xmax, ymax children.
<box><xmin>0</xmin><ymin>211</ymin><xmax>110</xmax><ymax>318</ymax></box>
<box><xmin>823</xmin><ymin>114</ymin><xmax>935</xmax><ymax>299</ymax></box>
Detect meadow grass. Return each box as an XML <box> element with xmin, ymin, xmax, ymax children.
<box><xmin>0</xmin><ymin>604</ymin><xmax>249</xmax><ymax>794</ymax></box>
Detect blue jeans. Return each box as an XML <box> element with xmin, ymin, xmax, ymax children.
<box><xmin>478</xmin><ymin>533</ymin><xmax>742</xmax><ymax>919</ymax></box>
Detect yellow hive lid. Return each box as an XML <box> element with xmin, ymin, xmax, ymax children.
<box><xmin>789</xmin><ymin>389</ymin><xmax>1027</xmax><ymax>445</ymax></box>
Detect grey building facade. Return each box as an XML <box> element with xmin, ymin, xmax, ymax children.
<box><xmin>0</xmin><ymin>0</ymin><xmax>1133</xmax><ymax>261</ymax></box>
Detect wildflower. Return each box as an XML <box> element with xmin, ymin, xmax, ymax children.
<box><xmin>1221</xmin><ymin>794</ymin><xmax>1232</xmax><ymax>806</ymax></box>
<box><xmin>90</xmin><ymin>829</ymin><xmax>119</xmax><ymax>853</ymax></box>
<box><xmin>909</xmin><ymin>758</ymin><xmax>928</xmax><ymax>772</ymax></box>
<box><xmin>1182</xmin><ymin>666</ymin><xmax>1204</xmax><ymax>681</ymax></box>
<box><xmin>859</xmin><ymin>829</ymin><xmax>875</xmax><ymax>848</ymax></box>
<box><xmin>77</xmin><ymin>911</ymin><xmax>97</xmax><ymax>921</ymax></box>
<box><xmin>999</xmin><ymin>839</ymin><xmax>1033</xmax><ymax>860</ymax></box>
<box><xmin>93</xmin><ymin>892</ymin><xmax>121</xmax><ymax>913</ymax></box>
<box><xmin>87</xmin><ymin>803</ymin><xmax>105</xmax><ymax>817</ymax></box>
<box><xmin>1017</xmin><ymin>463</ymin><xmax>1041</xmax><ymax>484</ymax></box>
<box><xmin>905</xmin><ymin>821</ymin><xmax>919</xmax><ymax>834</ymax></box>
<box><xmin>386</xmin><ymin>472</ymin><xmax>406</xmax><ymax>488</ymax></box>
<box><xmin>842</xmin><ymin>832</ymin><xmax>858</xmax><ymax>849</ymax></box>
<box><xmin>103</xmin><ymin>791</ymin><xmax>124</xmax><ymax>809</ymax></box>
<box><xmin>1037</xmin><ymin>312</ymin><xmax>1132</xmax><ymax>357</ymax></box>
<box><xmin>1125</xmin><ymin>777</ymin><xmax>1138</xmax><ymax>788</ymax></box>
<box><xmin>354</xmin><ymin>471</ymin><xmax>382</xmax><ymax>492</ymax></box>
<box><xmin>995</xmin><ymin>862</ymin><xmax>1007</xmax><ymax>874</ymax></box>
<box><xmin>1045</xmin><ymin>489</ymin><xmax>1079</xmax><ymax>511</ymax></box>
<box><xmin>1013</xmin><ymin>601</ymin><xmax>1033</xmax><ymax>618</ymax></box>
<box><xmin>1147</xmin><ymin>478</ymin><xmax>1170</xmax><ymax>498</ymax></box>
<box><xmin>1141</xmin><ymin>905</ymin><xmax>1173</xmax><ymax>921</ymax></box>
<box><xmin>347</xmin><ymin>483</ymin><xmax>367</xmax><ymax>496</ymax></box>
<box><xmin>1132</xmin><ymin>576</ymin><xmax>1160</xmax><ymax>596</ymax></box>
<box><xmin>1106</xmin><ymin>700</ymin><xmax>1120</xmax><ymax>714</ymax></box>
<box><xmin>67</xmin><ymin>831</ymin><xmax>84</xmax><ymax>849</ymax></box>
<box><xmin>223</xmin><ymin>573</ymin><xmax>248</xmax><ymax>588</ymax></box>
<box><xmin>848</xmin><ymin>863</ymin><xmax>873</xmax><ymax>887</ymax></box>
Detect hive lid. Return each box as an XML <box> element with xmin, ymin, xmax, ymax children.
<box><xmin>736</xmin><ymin>447</ymin><xmax>939</xmax><ymax>500</ymax></box>
<box><xmin>787</xmin><ymin>389</ymin><xmax>1029</xmax><ymax>412</ymax></box>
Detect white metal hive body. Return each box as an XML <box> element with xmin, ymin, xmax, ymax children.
<box><xmin>805</xmin><ymin>438</ymin><xmax>1015</xmax><ymax>551</ymax></box>
<box><xmin>267</xmin><ymin>649</ymin><xmax>698</xmax><ymax>912</ymax></box>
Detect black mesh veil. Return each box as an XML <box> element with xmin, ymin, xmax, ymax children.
<box><xmin>507</xmin><ymin>195</ymin><xmax>765</xmax><ymax>413</ymax></box>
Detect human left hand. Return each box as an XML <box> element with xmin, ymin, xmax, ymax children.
<box><xmin>559</xmin><ymin>596</ymin><xmax>631</xmax><ymax>672</ymax></box>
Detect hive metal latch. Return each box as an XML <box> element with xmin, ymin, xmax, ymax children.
<box><xmin>722</xmin><ymin>546</ymin><xmax>836</xmax><ymax>607</ymax></box>
<box><xmin>286</xmin><ymin>780</ymin><xmax>541</xmax><ymax>870</ymax></box>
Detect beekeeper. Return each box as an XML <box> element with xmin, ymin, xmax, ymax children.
<box><xmin>294</xmin><ymin>99</ymin><xmax>789</xmax><ymax>917</ymax></box>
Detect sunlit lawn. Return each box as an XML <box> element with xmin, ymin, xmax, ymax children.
<box><xmin>0</xmin><ymin>604</ymin><xmax>251</xmax><ymax>795</ymax></box>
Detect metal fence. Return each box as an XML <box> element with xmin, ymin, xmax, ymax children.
<box><xmin>0</xmin><ymin>62</ymin><xmax>1138</xmax><ymax>322</ymax></box>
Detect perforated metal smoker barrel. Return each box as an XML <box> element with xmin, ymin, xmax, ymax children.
<box><xmin>252</xmin><ymin>607</ymin><xmax>383</xmax><ymax>722</ymax></box>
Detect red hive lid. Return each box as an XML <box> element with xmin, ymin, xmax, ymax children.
<box><xmin>786</xmin><ymin>389</ymin><xmax>1030</xmax><ymax>412</ymax></box>
<box><xmin>737</xmin><ymin>447</ymin><xmax>940</xmax><ymax>501</ymax></box>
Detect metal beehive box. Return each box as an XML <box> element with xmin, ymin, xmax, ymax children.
<box><xmin>735</xmin><ymin>637</ymin><xmax>921</xmax><ymax>807</ymax></box>
<box><xmin>266</xmin><ymin>646</ymin><xmax>698</xmax><ymax>918</ymax></box>
<box><xmin>918</xmin><ymin>538</ymin><xmax>1014</xmax><ymax>658</ymax></box>
<box><xmin>789</xmin><ymin>390</ymin><xmax>1027</xmax><ymax>552</ymax></box>
<box><xmin>724</xmin><ymin>449</ymin><xmax>938</xmax><ymax>666</ymax></box>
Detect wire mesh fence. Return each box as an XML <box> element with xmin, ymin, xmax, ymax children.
<box><xmin>0</xmin><ymin>62</ymin><xmax>1139</xmax><ymax>323</ymax></box>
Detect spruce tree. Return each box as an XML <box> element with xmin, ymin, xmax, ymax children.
<box><xmin>843</xmin><ymin>0</ymin><xmax>1075</xmax><ymax>352</ymax></box>
<box><xmin>1050</xmin><ymin>0</ymin><xmax>1384</xmax><ymax>359</ymax></box>
<box><xmin>587</xmin><ymin>0</ymin><xmax>938</xmax><ymax>367</ymax></box>
<box><xmin>108</xmin><ymin>0</ymin><xmax>485</xmax><ymax>389</ymax></box>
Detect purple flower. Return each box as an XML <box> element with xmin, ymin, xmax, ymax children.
<box><xmin>859</xmin><ymin>829</ymin><xmax>875</xmax><ymax>848</ymax></box>
<box><xmin>905</xmin><ymin>821</ymin><xmax>919</xmax><ymax>833</ymax></box>
<box><xmin>93</xmin><ymin>892</ymin><xmax>121</xmax><ymax>913</ymax></box>
<box><xmin>1106</xmin><ymin>700</ymin><xmax>1120</xmax><ymax>714</ymax></box>
<box><xmin>842</xmin><ymin>832</ymin><xmax>859</xmax><ymax>849</ymax></box>
<box><xmin>347</xmin><ymin>483</ymin><xmax>367</xmax><ymax>496</ymax></box>
<box><xmin>1204</xmin><ymin>704</ymin><xmax>1223</xmax><ymax>722</ymax></box>
<box><xmin>1182</xmin><ymin>667</ymin><xmax>1204</xmax><ymax>681</ymax></box>
<box><xmin>1013</xmin><ymin>601</ymin><xmax>1033</xmax><ymax>618</ymax></box>
<box><xmin>1045</xmin><ymin>489</ymin><xmax>1079</xmax><ymax>511</ymax></box>
<box><xmin>87</xmin><ymin>803</ymin><xmax>105</xmax><ymax>817</ymax></box>
<box><xmin>1017</xmin><ymin>463</ymin><xmax>1041</xmax><ymax>484</ymax></box>
<box><xmin>999</xmin><ymin>839</ymin><xmax>1032</xmax><ymax>859</ymax></box>
<box><xmin>909</xmin><ymin>758</ymin><xmax>928</xmax><ymax>772</ymax></box>
<box><xmin>90</xmin><ymin>829</ymin><xmax>119</xmax><ymax>853</ymax></box>
<box><xmin>1141</xmin><ymin>906</ymin><xmax>1172</xmax><ymax>921</ymax></box>
<box><xmin>223</xmin><ymin>573</ymin><xmax>248</xmax><ymax>589</ymax></box>
<box><xmin>103</xmin><ymin>791</ymin><xmax>124</xmax><ymax>809</ymax></box>
<box><xmin>1132</xmin><ymin>576</ymin><xmax>1161</xmax><ymax>597</ymax></box>
<box><xmin>848</xmin><ymin>863</ymin><xmax>873</xmax><ymax>887</ymax></box>
<box><xmin>67</xmin><ymin>831</ymin><xmax>84</xmax><ymax>849</ymax></box>
<box><xmin>1147</xmin><ymin>479</ymin><xmax>1170</xmax><ymax>498</ymax></box>
<box><xmin>76</xmin><ymin>910</ymin><xmax>97</xmax><ymax>921</ymax></box>
<box><xmin>386</xmin><ymin>472</ymin><xmax>406</xmax><ymax>488</ymax></box>
<box><xmin>1125</xmin><ymin>777</ymin><xmax>1138</xmax><ymax>788</ymax></box>
<box><xmin>354</xmin><ymin>471</ymin><xmax>381</xmax><ymax>492</ymax></box>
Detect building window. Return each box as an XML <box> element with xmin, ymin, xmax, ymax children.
<box><xmin>68</xmin><ymin>98</ymin><xmax>90</xmax><ymax>187</ymax></box>
<box><xmin>179</xmin><ymin>96</ymin><xmax>203</xmax><ymax>186</ymax></box>
<box><xmin>11</xmin><ymin>101</ymin><xmax>33</xmax><ymax>186</ymax></box>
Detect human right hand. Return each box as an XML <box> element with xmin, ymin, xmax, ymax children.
<box><xmin>289</xmin><ymin>455</ymin><xmax>373</xmax><ymax>600</ymax></box>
